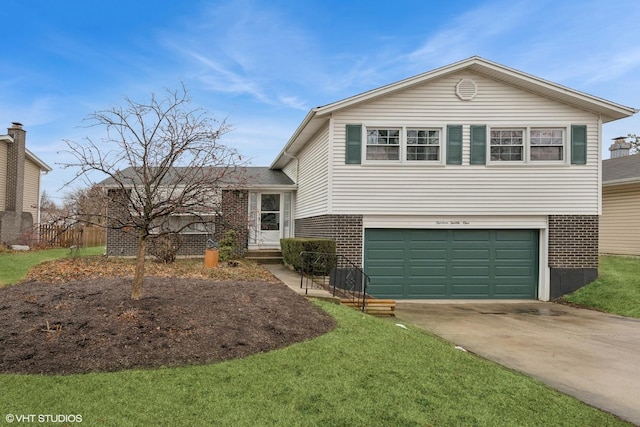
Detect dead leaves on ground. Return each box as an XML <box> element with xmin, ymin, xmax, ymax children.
<box><xmin>25</xmin><ymin>256</ymin><xmax>280</xmax><ymax>284</ymax></box>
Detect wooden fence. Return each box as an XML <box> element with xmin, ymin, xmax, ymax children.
<box><xmin>38</xmin><ymin>225</ymin><xmax>106</xmax><ymax>248</ymax></box>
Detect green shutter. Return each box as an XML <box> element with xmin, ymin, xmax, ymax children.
<box><xmin>447</xmin><ymin>125</ymin><xmax>463</xmax><ymax>165</ymax></box>
<box><xmin>470</xmin><ymin>125</ymin><xmax>486</xmax><ymax>165</ymax></box>
<box><xmin>571</xmin><ymin>125</ymin><xmax>587</xmax><ymax>165</ymax></box>
<box><xmin>345</xmin><ymin>124</ymin><xmax>362</xmax><ymax>164</ymax></box>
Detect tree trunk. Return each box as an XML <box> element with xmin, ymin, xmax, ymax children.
<box><xmin>131</xmin><ymin>233</ymin><xmax>147</xmax><ymax>300</ymax></box>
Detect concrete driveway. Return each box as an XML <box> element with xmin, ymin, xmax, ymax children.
<box><xmin>395</xmin><ymin>301</ymin><xmax>640</xmax><ymax>425</ymax></box>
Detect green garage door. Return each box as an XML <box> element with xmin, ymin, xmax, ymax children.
<box><xmin>364</xmin><ymin>229</ymin><xmax>538</xmax><ymax>299</ymax></box>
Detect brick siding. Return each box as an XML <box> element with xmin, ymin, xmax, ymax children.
<box><xmin>548</xmin><ymin>215</ymin><xmax>599</xmax><ymax>269</ymax></box>
<box><xmin>105</xmin><ymin>189</ymin><xmax>248</xmax><ymax>257</ymax></box>
<box><xmin>295</xmin><ymin>214</ymin><xmax>363</xmax><ymax>266</ymax></box>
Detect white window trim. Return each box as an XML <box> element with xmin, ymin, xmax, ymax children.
<box><xmin>487</xmin><ymin>125</ymin><xmax>569</xmax><ymax>165</ymax></box>
<box><xmin>362</xmin><ymin>124</ymin><xmax>445</xmax><ymax>165</ymax></box>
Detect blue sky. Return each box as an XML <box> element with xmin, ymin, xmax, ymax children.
<box><xmin>3</xmin><ymin>0</ymin><xmax>639</xmax><ymax>202</ymax></box>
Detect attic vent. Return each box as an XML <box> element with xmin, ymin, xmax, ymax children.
<box><xmin>456</xmin><ymin>79</ymin><xmax>477</xmax><ymax>101</ymax></box>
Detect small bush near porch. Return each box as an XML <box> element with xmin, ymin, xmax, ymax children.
<box><xmin>280</xmin><ymin>238</ymin><xmax>336</xmax><ymax>271</ymax></box>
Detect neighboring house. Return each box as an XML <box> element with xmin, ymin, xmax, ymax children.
<box><xmin>106</xmin><ymin>57</ymin><xmax>636</xmax><ymax>301</ymax></box>
<box><xmin>600</xmin><ymin>153</ymin><xmax>640</xmax><ymax>255</ymax></box>
<box><xmin>0</xmin><ymin>122</ymin><xmax>52</xmax><ymax>246</ymax></box>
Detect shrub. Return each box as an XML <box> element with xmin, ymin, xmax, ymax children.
<box><xmin>280</xmin><ymin>238</ymin><xmax>336</xmax><ymax>273</ymax></box>
<box><xmin>218</xmin><ymin>229</ymin><xmax>238</xmax><ymax>261</ymax></box>
<box><xmin>149</xmin><ymin>233</ymin><xmax>183</xmax><ymax>263</ymax></box>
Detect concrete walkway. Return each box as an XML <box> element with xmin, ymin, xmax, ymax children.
<box><xmin>395</xmin><ymin>301</ymin><xmax>640</xmax><ymax>425</ymax></box>
<box><xmin>265</xmin><ymin>264</ymin><xmax>338</xmax><ymax>300</ymax></box>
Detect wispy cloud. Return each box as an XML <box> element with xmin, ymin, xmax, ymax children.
<box><xmin>182</xmin><ymin>49</ymin><xmax>271</xmax><ymax>103</ymax></box>
<box><xmin>159</xmin><ymin>0</ymin><xmax>320</xmax><ymax>109</ymax></box>
<box><xmin>406</xmin><ymin>0</ymin><xmax>538</xmax><ymax>69</ymax></box>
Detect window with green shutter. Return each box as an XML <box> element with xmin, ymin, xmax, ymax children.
<box><xmin>470</xmin><ymin>125</ymin><xmax>486</xmax><ymax>165</ymax></box>
<box><xmin>345</xmin><ymin>124</ymin><xmax>362</xmax><ymax>164</ymax></box>
<box><xmin>571</xmin><ymin>125</ymin><xmax>587</xmax><ymax>165</ymax></box>
<box><xmin>446</xmin><ymin>125</ymin><xmax>463</xmax><ymax>165</ymax></box>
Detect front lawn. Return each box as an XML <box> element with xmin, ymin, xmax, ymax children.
<box><xmin>561</xmin><ymin>256</ymin><xmax>640</xmax><ymax>318</ymax></box>
<box><xmin>0</xmin><ymin>246</ymin><xmax>105</xmax><ymax>286</ymax></box>
<box><xmin>0</xmin><ymin>301</ymin><xmax>629</xmax><ymax>426</ymax></box>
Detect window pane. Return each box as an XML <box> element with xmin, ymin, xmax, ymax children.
<box><xmin>261</xmin><ymin>213</ymin><xmax>280</xmax><ymax>230</ymax></box>
<box><xmin>407</xmin><ymin>146</ymin><xmax>439</xmax><ymax>161</ymax></box>
<box><xmin>366</xmin><ymin>128</ymin><xmax>400</xmax><ymax>160</ymax></box>
<box><xmin>531</xmin><ymin>146</ymin><xmax>563</xmax><ymax>161</ymax></box>
<box><xmin>406</xmin><ymin>129</ymin><xmax>440</xmax><ymax>160</ymax></box>
<box><xmin>530</xmin><ymin>129</ymin><xmax>564</xmax><ymax>161</ymax></box>
<box><xmin>366</xmin><ymin>145</ymin><xmax>399</xmax><ymax>160</ymax></box>
<box><xmin>261</xmin><ymin>194</ymin><xmax>280</xmax><ymax>211</ymax></box>
<box><xmin>490</xmin><ymin>129</ymin><xmax>524</xmax><ymax>161</ymax></box>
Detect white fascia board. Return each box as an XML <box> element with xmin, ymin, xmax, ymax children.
<box><xmin>270</xmin><ymin>109</ymin><xmax>319</xmax><ymax>169</ymax></box>
<box><xmin>26</xmin><ymin>149</ymin><xmax>52</xmax><ymax>172</ymax></box>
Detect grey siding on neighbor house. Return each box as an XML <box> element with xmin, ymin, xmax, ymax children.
<box><xmin>600</xmin><ymin>156</ymin><xmax>640</xmax><ymax>256</ymax></box>
<box><xmin>600</xmin><ymin>183</ymin><xmax>640</xmax><ymax>255</ymax></box>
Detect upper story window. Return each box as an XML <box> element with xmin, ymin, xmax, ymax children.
<box><xmin>530</xmin><ymin>129</ymin><xmax>564</xmax><ymax>161</ymax></box>
<box><xmin>406</xmin><ymin>129</ymin><xmax>440</xmax><ymax>161</ymax></box>
<box><xmin>366</xmin><ymin>128</ymin><xmax>400</xmax><ymax>160</ymax></box>
<box><xmin>490</xmin><ymin>129</ymin><xmax>524</xmax><ymax>161</ymax></box>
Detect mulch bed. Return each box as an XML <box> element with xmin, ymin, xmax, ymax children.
<box><xmin>0</xmin><ymin>277</ymin><xmax>336</xmax><ymax>375</ymax></box>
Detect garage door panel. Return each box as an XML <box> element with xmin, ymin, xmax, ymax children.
<box><xmin>367</xmin><ymin>248</ymin><xmax>405</xmax><ymax>260</ymax></box>
<box><xmin>494</xmin><ymin>283</ymin><xmax>534</xmax><ymax>297</ymax></box>
<box><xmin>495</xmin><ymin>266</ymin><xmax>535</xmax><ymax>277</ymax></box>
<box><xmin>452</xmin><ymin>283</ymin><xmax>491</xmax><ymax>296</ymax></box>
<box><xmin>452</xmin><ymin>230</ymin><xmax>491</xmax><ymax>241</ymax></box>
<box><xmin>411</xmin><ymin>229</ymin><xmax>448</xmax><ymax>240</ymax></box>
<box><xmin>410</xmin><ymin>248</ymin><xmax>447</xmax><ymax>258</ymax></box>
<box><xmin>365</xmin><ymin>229</ymin><xmax>538</xmax><ymax>299</ymax></box>
<box><xmin>451</xmin><ymin>266</ymin><xmax>491</xmax><ymax>277</ymax></box>
<box><xmin>451</xmin><ymin>249</ymin><xmax>491</xmax><ymax>259</ymax></box>
<box><xmin>495</xmin><ymin>249</ymin><xmax>534</xmax><ymax>259</ymax></box>
<box><xmin>409</xmin><ymin>266</ymin><xmax>447</xmax><ymax>276</ymax></box>
<box><xmin>408</xmin><ymin>283</ymin><xmax>448</xmax><ymax>296</ymax></box>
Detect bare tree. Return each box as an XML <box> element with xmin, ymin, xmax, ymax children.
<box><xmin>39</xmin><ymin>191</ymin><xmax>64</xmax><ymax>225</ymax></box>
<box><xmin>63</xmin><ymin>184</ymin><xmax>109</xmax><ymax>227</ymax></box>
<box><xmin>60</xmin><ymin>85</ymin><xmax>244</xmax><ymax>299</ymax></box>
<box><xmin>628</xmin><ymin>133</ymin><xmax>639</xmax><ymax>154</ymax></box>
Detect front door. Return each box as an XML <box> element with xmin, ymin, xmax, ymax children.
<box><xmin>257</xmin><ymin>193</ymin><xmax>281</xmax><ymax>247</ymax></box>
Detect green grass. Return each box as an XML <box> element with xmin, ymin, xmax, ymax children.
<box><xmin>562</xmin><ymin>256</ymin><xmax>640</xmax><ymax>318</ymax></box>
<box><xmin>0</xmin><ymin>302</ymin><xmax>630</xmax><ymax>426</ymax></box>
<box><xmin>0</xmin><ymin>246</ymin><xmax>105</xmax><ymax>286</ymax></box>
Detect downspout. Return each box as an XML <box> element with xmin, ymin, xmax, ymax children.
<box><xmin>597</xmin><ymin>114</ymin><xmax>603</xmax><ymax>216</ymax></box>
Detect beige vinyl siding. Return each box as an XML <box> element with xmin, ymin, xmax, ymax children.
<box><xmin>295</xmin><ymin>125</ymin><xmax>330</xmax><ymax>218</ymax></box>
<box><xmin>329</xmin><ymin>71</ymin><xmax>601</xmax><ymax>215</ymax></box>
<box><xmin>22</xmin><ymin>158</ymin><xmax>41</xmax><ymax>220</ymax></box>
<box><xmin>600</xmin><ymin>183</ymin><xmax>640</xmax><ymax>255</ymax></box>
<box><xmin>0</xmin><ymin>141</ymin><xmax>6</xmax><ymax>210</ymax></box>
<box><xmin>282</xmin><ymin>158</ymin><xmax>298</xmax><ymax>183</ymax></box>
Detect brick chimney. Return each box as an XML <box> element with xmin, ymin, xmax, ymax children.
<box><xmin>5</xmin><ymin>122</ymin><xmax>26</xmax><ymax>212</ymax></box>
<box><xmin>609</xmin><ymin>136</ymin><xmax>632</xmax><ymax>158</ymax></box>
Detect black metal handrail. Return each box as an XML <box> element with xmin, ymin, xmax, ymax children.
<box><xmin>299</xmin><ymin>251</ymin><xmax>369</xmax><ymax>312</ymax></box>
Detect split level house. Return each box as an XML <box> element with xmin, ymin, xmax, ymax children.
<box><xmin>0</xmin><ymin>122</ymin><xmax>52</xmax><ymax>245</ymax></box>
<box><xmin>104</xmin><ymin>56</ymin><xmax>637</xmax><ymax>301</ymax></box>
<box><xmin>600</xmin><ymin>146</ymin><xmax>640</xmax><ymax>256</ymax></box>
